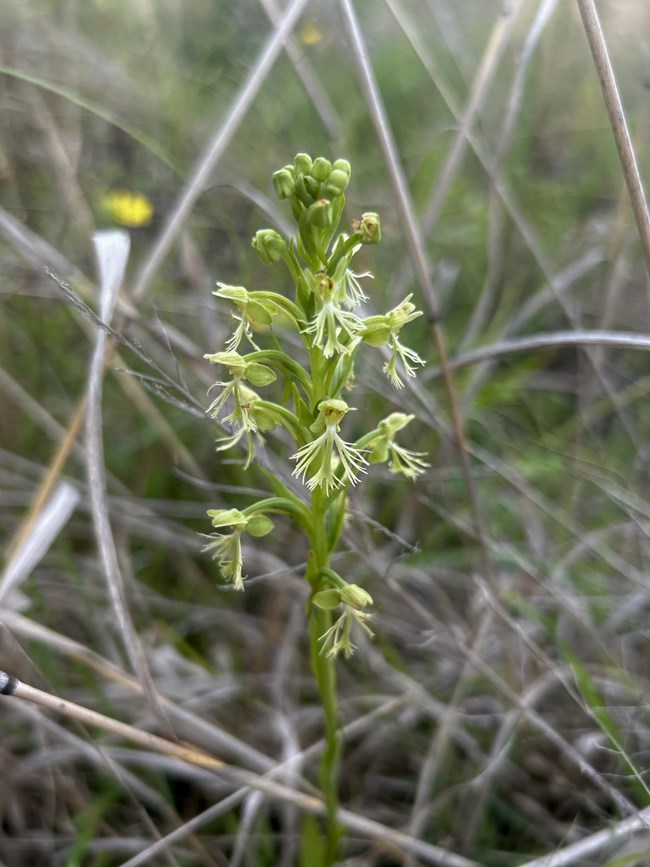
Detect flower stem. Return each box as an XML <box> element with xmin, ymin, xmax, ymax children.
<box><xmin>309</xmin><ymin>608</ymin><xmax>342</xmax><ymax>865</ymax></box>
<box><xmin>307</xmin><ymin>490</ymin><xmax>343</xmax><ymax>864</ymax></box>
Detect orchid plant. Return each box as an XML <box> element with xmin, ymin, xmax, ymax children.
<box><xmin>203</xmin><ymin>154</ymin><xmax>427</xmax><ymax>864</ymax></box>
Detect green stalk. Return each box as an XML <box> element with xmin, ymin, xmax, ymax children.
<box><xmin>309</xmin><ymin>608</ymin><xmax>342</xmax><ymax>865</ymax></box>
<box><xmin>307</xmin><ymin>488</ymin><xmax>343</xmax><ymax>865</ymax></box>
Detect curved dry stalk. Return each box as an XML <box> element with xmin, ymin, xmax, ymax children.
<box><xmin>425</xmin><ymin>329</ymin><xmax>650</xmax><ymax>378</ymax></box>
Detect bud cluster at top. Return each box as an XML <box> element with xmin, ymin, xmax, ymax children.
<box><xmin>273</xmin><ymin>154</ymin><xmax>352</xmax><ymax>209</ymax></box>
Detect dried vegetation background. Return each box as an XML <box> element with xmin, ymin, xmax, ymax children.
<box><xmin>2</xmin><ymin>0</ymin><xmax>650</xmax><ymax>865</ymax></box>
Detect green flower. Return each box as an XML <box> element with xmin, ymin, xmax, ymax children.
<box><xmin>303</xmin><ymin>275</ymin><xmax>364</xmax><ymax>357</ymax></box>
<box><xmin>362</xmin><ymin>295</ymin><xmax>425</xmax><ymax>388</ymax></box>
<box><xmin>291</xmin><ymin>399</ymin><xmax>368</xmax><ymax>494</ymax></box>
<box><xmin>317</xmin><ymin>583</ymin><xmax>374</xmax><ymax>659</ymax></box>
<box><xmin>213</xmin><ymin>283</ymin><xmax>263</xmax><ymax>352</ymax></box>
<box><xmin>386</xmin><ymin>294</ymin><xmax>422</xmax><ymax>331</ymax></box>
<box><xmin>204</xmin><ymin>352</ymin><xmax>277</xmax><ymax>466</ymax></box>
<box><xmin>203</xmin><ymin>509</ymin><xmax>274</xmax><ymax>591</ymax></box>
<box><xmin>331</xmin><ymin>249</ymin><xmax>371</xmax><ymax>308</ymax></box>
<box><xmin>368</xmin><ymin>413</ymin><xmax>429</xmax><ymax>479</ymax></box>
<box><xmin>204</xmin><ymin>352</ymin><xmax>273</xmax><ymax>427</ymax></box>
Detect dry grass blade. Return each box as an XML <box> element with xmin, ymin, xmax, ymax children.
<box><xmin>257</xmin><ymin>0</ymin><xmax>341</xmax><ymax>140</ymax></box>
<box><xmin>0</xmin><ymin>610</ymin><xmax>283</xmax><ymax>774</ymax></box>
<box><xmin>46</xmin><ymin>267</ymin><xmax>207</xmax><ymax>476</ymax></box>
<box><xmin>0</xmin><ymin>671</ymin><xmax>222</xmax><ymax>771</ymax></box>
<box><xmin>385</xmin><ymin>0</ymin><xmax>526</xmax><ymax>302</ymax></box>
<box><xmin>2</xmin><ymin>397</ymin><xmax>87</xmax><ymax>568</ymax></box>
<box><xmin>428</xmin><ymin>329</ymin><xmax>650</xmax><ymax>377</ymax></box>
<box><xmin>0</xmin><ymin>671</ymin><xmax>482</xmax><ymax>867</ymax></box>
<box><xmin>0</xmin><ymin>204</ymin><xmax>87</xmax><ymax>279</ymax></box>
<box><xmin>131</xmin><ymin>0</ymin><xmax>311</xmax><ymax>303</ymax></box>
<box><xmin>518</xmin><ymin>805</ymin><xmax>650</xmax><ymax>867</ymax></box>
<box><xmin>397</xmin><ymin>0</ymin><xmax>526</xmax><ymax>245</ymax></box>
<box><xmin>336</xmin><ymin>0</ymin><xmax>493</xmax><ymax>570</ymax></box>
<box><xmin>85</xmin><ymin>232</ymin><xmax>173</xmax><ymax>737</ymax></box>
<box><xmin>337</xmin><ymin>17</ymin><xmax>501</xmax><ymax>841</ymax></box>
<box><xmin>0</xmin><ymin>480</ymin><xmax>79</xmax><ymax>608</ymax></box>
<box><xmin>460</xmin><ymin>0</ymin><xmax>559</xmax><ymax>352</ymax></box>
<box><xmin>576</xmin><ymin>0</ymin><xmax>650</xmax><ymax>277</ymax></box>
<box><xmin>23</xmin><ymin>84</ymin><xmax>95</xmax><ymax>236</ymax></box>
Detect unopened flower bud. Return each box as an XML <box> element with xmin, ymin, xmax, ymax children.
<box><xmin>252</xmin><ymin>228</ymin><xmax>287</xmax><ymax>265</ymax></box>
<box><xmin>310</xmin><ymin>156</ymin><xmax>332</xmax><ymax>183</ymax></box>
<box><xmin>332</xmin><ymin>158</ymin><xmax>351</xmax><ymax>179</ymax></box>
<box><xmin>293</xmin><ymin>153</ymin><xmax>313</xmax><ymax>176</ymax></box>
<box><xmin>325</xmin><ymin>169</ymin><xmax>350</xmax><ymax>197</ymax></box>
<box><xmin>272</xmin><ymin>167</ymin><xmax>295</xmax><ymax>199</ymax></box>
<box><xmin>203</xmin><ymin>350</ymin><xmax>248</xmax><ymax>375</ymax></box>
<box><xmin>295</xmin><ymin>174</ymin><xmax>319</xmax><ymax>207</ymax></box>
<box><xmin>308</xmin><ymin>198</ymin><xmax>334</xmax><ymax>229</ymax></box>
<box><xmin>207</xmin><ymin>508</ymin><xmax>248</xmax><ymax>530</ymax></box>
<box><xmin>339</xmin><ymin>584</ymin><xmax>373</xmax><ymax>610</ymax></box>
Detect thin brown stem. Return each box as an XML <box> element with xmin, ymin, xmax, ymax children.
<box><xmin>576</xmin><ymin>0</ymin><xmax>650</xmax><ymax>277</ymax></box>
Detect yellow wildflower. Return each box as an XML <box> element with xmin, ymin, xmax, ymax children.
<box><xmin>298</xmin><ymin>22</ymin><xmax>323</xmax><ymax>46</ymax></box>
<box><xmin>101</xmin><ymin>189</ymin><xmax>154</xmax><ymax>227</ymax></box>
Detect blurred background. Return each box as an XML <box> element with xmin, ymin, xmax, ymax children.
<box><xmin>2</xmin><ymin>1</ymin><xmax>650</xmax><ymax>865</ymax></box>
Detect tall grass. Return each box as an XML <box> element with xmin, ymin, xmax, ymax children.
<box><xmin>1</xmin><ymin>0</ymin><xmax>650</xmax><ymax>865</ymax></box>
